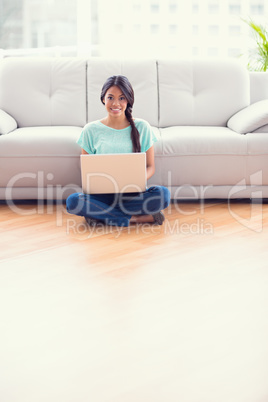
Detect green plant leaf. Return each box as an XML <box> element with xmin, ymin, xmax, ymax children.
<box><xmin>242</xmin><ymin>17</ymin><xmax>268</xmax><ymax>71</ymax></box>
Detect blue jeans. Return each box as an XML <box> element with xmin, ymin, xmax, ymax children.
<box><xmin>66</xmin><ymin>186</ymin><xmax>170</xmax><ymax>227</ymax></box>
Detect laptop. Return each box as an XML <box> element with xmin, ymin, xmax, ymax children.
<box><xmin>80</xmin><ymin>153</ymin><xmax>147</xmax><ymax>194</ymax></box>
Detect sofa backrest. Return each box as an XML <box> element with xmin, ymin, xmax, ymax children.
<box><xmin>157</xmin><ymin>60</ymin><xmax>250</xmax><ymax>127</ymax></box>
<box><xmin>0</xmin><ymin>57</ymin><xmax>87</xmax><ymax>127</ymax></box>
<box><xmin>0</xmin><ymin>57</ymin><xmax>253</xmax><ymax>129</ymax></box>
<box><xmin>250</xmin><ymin>72</ymin><xmax>268</xmax><ymax>104</ymax></box>
<box><xmin>86</xmin><ymin>59</ymin><xmax>158</xmax><ymax>127</ymax></box>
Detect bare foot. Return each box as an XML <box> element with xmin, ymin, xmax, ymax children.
<box><xmin>129</xmin><ymin>215</ymin><xmax>155</xmax><ymax>224</ymax></box>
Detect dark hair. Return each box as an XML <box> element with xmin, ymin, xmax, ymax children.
<box><xmin>100</xmin><ymin>75</ymin><xmax>141</xmax><ymax>153</ymax></box>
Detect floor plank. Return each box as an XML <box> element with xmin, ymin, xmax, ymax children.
<box><xmin>0</xmin><ymin>200</ymin><xmax>268</xmax><ymax>402</ymax></box>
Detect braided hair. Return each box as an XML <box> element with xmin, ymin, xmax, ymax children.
<box><xmin>100</xmin><ymin>75</ymin><xmax>141</xmax><ymax>153</ymax></box>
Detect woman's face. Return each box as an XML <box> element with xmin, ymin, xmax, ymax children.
<box><xmin>103</xmin><ymin>85</ymin><xmax>128</xmax><ymax>119</ymax></box>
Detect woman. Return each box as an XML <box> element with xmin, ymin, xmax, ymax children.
<box><xmin>66</xmin><ymin>75</ymin><xmax>170</xmax><ymax>227</ymax></box>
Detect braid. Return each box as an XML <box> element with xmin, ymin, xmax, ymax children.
<box><xmin>125</xmin><ymin>106</ymin><xmax>141</xmax><ymax>153</ymax></box>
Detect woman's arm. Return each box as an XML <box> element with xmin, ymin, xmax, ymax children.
<box><xmin>81</xmin><ymin>148</ymin><xmax>88</xmax><ymax>154</ymax></box>
<box><xmin>146</xmin><ymin>145</ymin><xmax>155</xmax><ymax>180</ymax></box>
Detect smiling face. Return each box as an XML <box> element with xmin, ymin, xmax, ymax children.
<box><xmin>103</xmin><ymin>85</ymin><xmax>128</xmax><ymax>119</ymax></box>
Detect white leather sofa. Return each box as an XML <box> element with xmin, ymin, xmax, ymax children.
<box><xmin>0</xmin><ymin>57</ymin><xmax>268</xmax><ymax>200</ymax></box>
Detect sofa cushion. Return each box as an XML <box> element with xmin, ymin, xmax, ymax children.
<box><xmin>0</xmin><ymin>126</ymin><xmax>81</xmax><ymax>156</ymax></box>
<box><xmin>246</xmin><ymin>132</ymin><xmax>268</xmax><ymax>154</ymax></box>
<box><xmin>0</xmin><ymin>58</ymin><xmax>87</xmax><ymax>128</ymax></box>
<box><xmin>0</xmin><ymin>109</ymin><xmax>17</xmax><ymax>135</ymax></box>
<box><xmin>150</xmin><ymin>127</ymin><xmax>261</xmax><ymax>188</ymax></box>
<box><xmin>158</xmin><ymin>60</ymin><xmax>250</xmax><ymax>127</ymax></box>
<box><xmin>154</xmin><ymin>126</ymin><xmax>248</xmax><ymax>156</ymax></box>
<box><xmin>250</xmin><ymin>71</ymin><xmax>268</xmax><ymax>104</ymax></box>
<box><xmin>245</xmin><ymin>133</ymin><xmax>268</xmax><ymax>185</ymax></box>
<box><xmin>87</xmin><ymin>59</ymin><xmax>158</xmax><ymax>127</ymax></box>
<box><xmin>0</xmin><ymin>127</ymin><xmax>82</xmax><ymax>188</ymax></box>
<box><xmin>227</xmin><ymin>100</ymin><xmax>268</xmax><ymax>134</ymax></box>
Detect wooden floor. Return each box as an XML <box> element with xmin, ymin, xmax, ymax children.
<box><xmin>0</xmin><ymin>200</ymin><xmax>268</xmax><ymax>402</ymax></box>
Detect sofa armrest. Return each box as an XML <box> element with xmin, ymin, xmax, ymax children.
<box><xmin>0</xmin><ymin>109</ymin><xmax>17</xmax><ymax>135</ymax></box>
<box><xmin>227</xmin><ymin>99</ymin><xmax>268</xmax><ymax>134</ymax></box>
